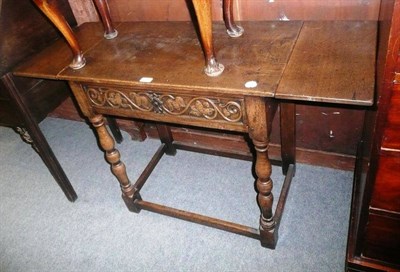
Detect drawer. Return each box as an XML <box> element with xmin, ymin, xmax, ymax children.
<box><xmin>370</xmin><ymin>155</ymin><xmax>400</xmax><ymax>213</ymax></box>
<box><xmin>363</xmin><ymin>213</ymin><xmax>400</xmax><ymax>265</ymax></box>
<box><xmin>82</xmin><ymin>84</ymin><xmax>247</xmax><ymax>133</ymax></box>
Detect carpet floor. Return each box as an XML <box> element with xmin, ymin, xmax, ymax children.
<box><xmin>0</xmin><ymin>117</ymin><xmax>353</xmax><ymax>271</ymax></box>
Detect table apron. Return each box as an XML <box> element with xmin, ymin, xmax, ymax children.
<box><xmin>82</xmin><ymin>83</ymin><xmax>249</xmax><ymax>132</ymax></box>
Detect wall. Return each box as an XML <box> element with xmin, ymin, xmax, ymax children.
<box><xmin>68</xmin><ymin>0</ymin><xmax>381</xmax><ymax>25</ymax></box>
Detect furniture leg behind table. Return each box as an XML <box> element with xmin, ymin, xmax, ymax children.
<box><xmin>1</xmin><ymin>73</ymin><xmax>77</xmax><ymax>202</ymax></box>
<box><xmin>280</xmin><ymin>102</ymin><xmax>296</xmax><ymax>176</ymax></box>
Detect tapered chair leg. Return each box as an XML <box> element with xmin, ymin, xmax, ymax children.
<box><xmin>32</xmin><ymin>0</ymin><xmax>86</xmax><ymax>69</ymax></box>
<box><xmin>92</xmin><ymin>0</ymin><xmax>118</xmax><ymax>39</ymax></box>
<box><xmin>3</xmin><ymin>73</ymin><xmax>77</xmax><ymax>202</ymax></box>
<box><xmin>20</xmin><ymin>124</ymin><xmax>77</xmax><ymax>201</ymax></box>
<box><xmin>192</xmin><ymin>0</ymin><xmax>224</xmax><ymax>77</ymax></box>
<box><xmin>223</xmin><ymin>0</ymin><xmax>244</xmax><ymax>37</ymax></box>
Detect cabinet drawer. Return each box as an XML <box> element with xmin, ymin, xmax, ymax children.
<box><xmin>370</xmin><ymin>155</ymin><xmax>400</xmax><ymax>212</ymax></box>
<box><xmin>363</xmin><ymin>213</ymin><xmax>400</xmax><ymax>265</ymax></box>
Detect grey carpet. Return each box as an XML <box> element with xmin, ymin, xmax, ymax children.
<box><xmin>0</xmin><ymin>117</ymin><xmax>353</xmax><ymax>272</ymax></box>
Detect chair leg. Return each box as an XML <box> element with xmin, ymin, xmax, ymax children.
<box><xmin>92</xmin><ymin>0</ymin><xmax>118</xmax><ymax>39</ymax></box>
<box><xmin>106</xmin><ymin>117</ymin><xmax>123</xmax><ymax>144</ymax></box>
<box><xmin>3</xmin><ymin>73</ymin><xmax>77</xmax><ymax>202</ymax></box>
<box><xmin>223</xmin><ymin>0</ymin><xmax>244</xmax><ymax>37</ymax></box>
<box><xmin>32</xmin><ymin>0</ymin><xmax>85</xmax><ymax>69</ymax></box>
<box><xmin>16</xmin><ymin>124</ymin><xmax>78</xmax><ymax>202</ymax></box>
<box><xmin>191</xmin><ymin>0</ymin><xmax>224</xmax><ymax>77</ymax></box>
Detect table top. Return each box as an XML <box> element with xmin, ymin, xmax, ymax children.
<box><xmin>14</xmin><ymin>20</ymin><xmax>377</xmax><ymax>105</ymax></box>
<box><xmin>276</xmin><ymin>21</ymin><xmax>377</xmax><ymax>106</ymax></box>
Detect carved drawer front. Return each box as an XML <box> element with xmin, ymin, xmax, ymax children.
<box><xmin>83</xmin><ymin>85</ymin><xmax>247</xmax><ymax>132</ymax></box>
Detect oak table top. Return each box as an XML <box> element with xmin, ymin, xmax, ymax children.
<box><xmin>15</xmin><ymin>21</ymin><xmax>302</xmax><ymax>97</ymax></box>
<box><xmin>15</xmin><ymin>20</ymin><xmax>377</xmax><ymax>105</ymax></box>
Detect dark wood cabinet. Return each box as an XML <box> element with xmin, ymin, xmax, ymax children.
<box><xmin>347</xmin><ymin>0</ymin><xmax>400</xmax><ymax>271</ymax></box>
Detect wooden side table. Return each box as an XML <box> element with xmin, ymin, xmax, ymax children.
<box><xmin>14</xmin><ymin>17</ymin><xmax>377</xmax><ymax>249</ymax></box>
<box><xmin>15</xmin><ymin>21</ymin><xmax>300</xmax><ymax>248</ymax></box>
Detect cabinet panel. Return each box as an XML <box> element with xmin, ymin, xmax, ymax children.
<box><xmin>293</xmin><ymin>105</ymin><xmax>364</xmax><ymax>155</ymax></box>
<box><xmin>370</xmin><ymin>156</ymin><xmax>400</xmax><ymax>212</ymax></box>
<box><xmin>69</xmin><ymin>0</ymin><xmax>381</xmax><ymax>25</ymax></box>
<box><xmin>363</xmin><ymin>213</ymin><xmax>400</xmax><ymax>264</ymax></box>
<box><xmin>382</xmin><ymin>85</ymin><xmax>400</xmax><ymax>151</ymax></box>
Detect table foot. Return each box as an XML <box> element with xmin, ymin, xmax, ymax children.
<box><xmin>122</xmin><ymin>193</ymin><xmax>142</xmax><ymax>213</ymax></box>
<box><xmin>260</xmin><ymin>225</ymin><xmax>278</xmax><ymax>249</ymax></box>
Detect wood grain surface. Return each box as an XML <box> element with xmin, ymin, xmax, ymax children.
<box><xmin>276</xmin><ymin>21</ymin><xmax>377</xmax><ymax>105</ymax></box>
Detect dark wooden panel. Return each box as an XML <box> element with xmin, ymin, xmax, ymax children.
<box><xmin>237</xmin><ymin>0</ymin><xmax>381</xmax><ymax>21</ymax></box>
<box><xmin>25</xmin><ymin>80</ymin><xmax>70</xmax><ymax>124</ymax></box>
<box><xmin>363</xmin><ymin>213</ymin><xmax>400</xmax><ymax>265</ymax></box>
<box><xmin>382</xmin><ymin>85</ymin><xmax>400</xmax><ymax>152</ymax></box>
<box><xmin>70</xmin><ymin>0</ymin><xmax>380</xmax><ymax>25</ymax></box>
<box><xmin>294</xmin><ymin>104</ymin><xmax>364</xmax><ymax>155</ymax></box>
<box><xmin>0</xmin><ymin>101</ymin><xmax>22</xmax><ymax>127</ymax></box>
<box><xmin>347</xmin><ymin>1</ymin><xmax>400</xmax><ymax>271</ymax></box>
<box><xmin>370</xmin><ymin>152</ymin><xmax>400</xmax><ymax>214</ymax></box>
<box><xmin>0</xmin><ymin>80</ymin><xmax>11</xmax><ymax>99</ymax></box>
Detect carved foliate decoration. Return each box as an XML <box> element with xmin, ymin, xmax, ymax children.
<box><xmin>84</xmin><ymin>86</ymin><xmax>243</xmax><ymax>123</ymax></box>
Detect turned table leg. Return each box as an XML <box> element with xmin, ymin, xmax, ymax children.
<box><xmin>223</xmin><ymin>0</ymin><xmax>244</xmax><ymax>37</ymax></box>
<box><xmin>92</xmin><ymin>0</ymin><xmax>118</xmax><ymax>39</ymax></box>
<box><xmin>32</xmin><ymin>0</ymin><xmax>86</xmax><ymax>69</ymax></box>
<box><xmin>89</xmin><ymin>114</ymin><xmax>142</xmax><ymax>213</ymax></box>
<box><xmin>191</xmin><ymin>0</ymin><xmax>224</xmax><ymax>77</ymax></box>
<box><xmin>245</xmin><ymin>96</ymin><xmax>277</xmax><ymax>248</ymax></box>
<box><xmin>68</xmin><ymin>82</ymin><xmax>141</xmax><ymax>212</ymax></box>
<box><xmin>156</xmin><ymin>124</ymin><xmax>177</xmax><ymax>156</ymax></box>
